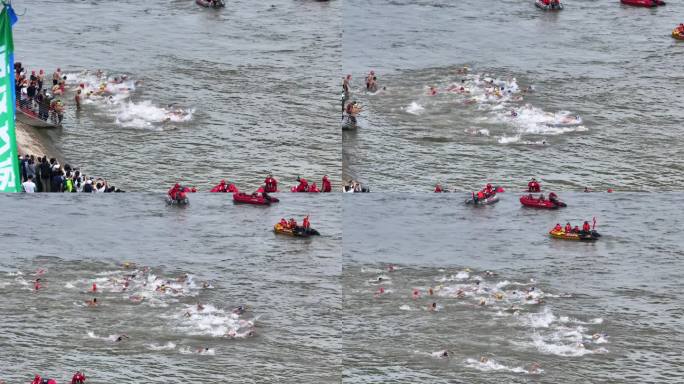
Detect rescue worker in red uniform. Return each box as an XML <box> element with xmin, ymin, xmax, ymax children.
<box><xmin>295</xmin><ymin>178</ymin><xmax>309</xmax><ymax>192</ymax></box>
<box><xmin>264</xmin><ymin>174</ymin><xmax>278</xmax><ymax>193</ymax></box>
<box><xmin>434</xmin><ymin>184</ymin><xmax>443</xmax><ymax>193</ymax></box>
<box><xmin>71</xmin><ymin>371</ymin><xmax>86</xmax><ymax>384</ymax></box>
<box><xmin>553</xmin><ymin>223</ymin><xmax>563</xmax><ymax>232</ymax></box>
<box><xmin>322</xmin><ymin>175</ymin><xmax>332</xmax><ymax>192</ymax></box>
<box><xmin>528</xmin><ymin>178</ymin><xmax>541</xmax><ymax>192</ymax></box>
<box><xmin>302</xmin><ymin>215</ymin><xmax>310</xmax><ymax>229</ymax></box>
<box><xmin>210</xmin><ymin>180</ymin><xmax>228</xmax><ymax>193</ymax></box>
<box><xmin>582</xmin><ymin>221</ymin><xmax>591</xmax><ymax>232</ymax></box>
<box><xmin>168</xmin><ymin>184</ymin><xmax>181</xmax><ymax>200</ymax></box>
<box><xmin>564</xmin><ymin>222</ymin><xmax>572</xmax><ymax>233</ymax></box>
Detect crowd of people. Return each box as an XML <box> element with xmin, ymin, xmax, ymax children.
<box><xmin>14</xmin><ymin>62</ymin><xmax>67</xmax><ymax>124</ymax></box>
<box><xmin>18</xmin><ymin>154</ymin><xmax>123</xmax><ymax>193</ymax></box>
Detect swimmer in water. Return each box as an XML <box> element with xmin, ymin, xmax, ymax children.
<box><xmin>428</xmin><ymin>288</ymin><xmax>434</xmax><ymax>296</ymax></box>
<box><xmin>479</xmin><ymin>298</ymin><xmax>487</xmax><ymax>306</ymax></box>
<box><xmin>34</xmin><ymin>278</ymin><xmax>42</xmax><ymax>291</ymax></box>
<box><xmin>196</xmin><ymin>302</ymin><xmax>204</xmax><ymax>312</ymax></box>
<box><xmin>428</xmin><ymin>86</ymin><xmax>437</xmax><ymax>96</ymax></box>
<box><xmin>412</xmin><ymin>289</ymin><xmax>420</xmax><ymax>300</ymax></box>
<box><xmin>115</xmin><ymin>334</ymin><xmax>129</xmax><ymax>342</ymax></box>
<box><xmin>202</xmin><ymin>282</ymin><xmax>211</xmax><ymax>289</ymax></box>
<box><xmin>455</xmin><ymin>289</ymin><xmax>465</xmax><ymax>298</ymax></box>
<box><xmin>91</xmin><ymin>283</ymin><xmax>97</xmax><ymax>292</ymax></box>
<box><xmin>232</xmin><ymin>305</ymin><xmax>247</xmax><ymax>315</ymax></box>
<box><xmin>86</xmin><ymin>298</ymin><xmax>98</xmax><ymax>307</ymax></box>
<box><xmin>387</xmin><ymin>264</ymin><xmax>395</xmax><ymax>272</ymax></box>
<box><xmin>529</xmin><ymin>362</ymin><xmax>541</xmax><ymax>374</ymax></box>
<box><xmin>428</xmin><ymin>302</ymin><xmax>437</xmax><ymax>312</ymax></box>
<box><xmin>480</xmin><ymin>356</ymin><xmax>489</xmax><ymax>363</ymax></box>
<box><xmin>374</xmin><ymin>287</ymin><xmax>385</xmax><ymax>297</ymax></box>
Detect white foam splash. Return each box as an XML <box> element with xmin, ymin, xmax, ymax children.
<box><xmin>146</xmin><ymin>342</ymin><xmax>176</xmax><ymax>351</ymax></box>
<box><xmin>465</xmin><ymin>358</ymin><xmax>533</xmax><ymax>374</ymax></box>
<box><xmin>404</xmin><ymin>101</ymin><xmax>425</xmax><ymax>115</ymax></box>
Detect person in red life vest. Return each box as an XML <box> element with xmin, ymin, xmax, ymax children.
<box><xmin>264</xmin><ymin>174</ymin><xmax>278</xmax><ymax>193</ymax></box>
<box><xmin>168</xmin><ymin>184</ymin><xmax>181</xmax><ymax>199</ymax></box>
<box><xmin>476</xmin><ymin>190</ymin><xmax>485</xmax><ymax>201</ymax></box>
<box><xmin>227</xmin><ymin>183</ymin><xmax>238</xmax><ymax>193</ymax></box>
<box><xmin>71</xmin><ymin>371</ymin><xmax>86</xmax><ymax>384</ymax></box>
<box><xmin>210</xmin><ymin>180</ymin><xmax>228</xmax><ymax>193</ymax></box>
<box><xmin>279</xmin><ymin>218</ymin><xmax>288</xmax><ymax>228</ymax></box>
<box><xmin>31</xmin><ymin>375</ymin><xmax>42</xmax><ymax>384</ymax></box>
<box><xmin>582</xmin><ymin>221</ymin><xmax>591</xmax><ymax>233</ymax></box>
<box><xmin>92</xmin><ymin>283</ymin><xmax>97</xmax><ymax>292</ymax></box>
<box><xmin>528</xmin><ymin>178</ymin><xmax>540</xmax><ymax>192</ymax></box>
<box><xmin>322</xmin><ymin>175</ymin><xmax>332</xmax><ymax>192</ymax></box>
<box><xmin>542</xmin><ymin>0</ymin><xmax>550</xmax><ymax>5</ymax></box>
<box><xmin>676</xmin><ymin>23</ymin><xmax>684</xmax><ymax>34</ymax></box>
<box><xmin>564</xmin><ymin>222</ymin><xmax>572</xmax><ymax>233</ymax></box>
<box><xmin>434</xmin><ymin>184</ymin><xmax>443</xmax><ymax>193</ymax></box>
<box><xmin>47</xmin><ymin>379</ymin><xmax>57</xmax><ymax>384</ymax></box>
<box><xmin>607</xmin><ymin>188</ymin><xmax>613</xmax><ymax>193</ymax></box>
<box><xmin>484</xmin><ymin>183</ymin><xmax>494</xmax><ymax>196</ymax></box>
<box><xmin>302</xmin><ymin>215</ymin><xmax>311</xmax><ymax>229</ymax></box>
<box><xmin>34</xmin><ymin>278</ymin><xmax>42</xmax><ymax>291</ymax></box>
<box><xmin>308</xmin><ymin>182</ymin><xmax>321</xmax><ymax>193</ymax></box>
<box><xmin>553</xmin><ymin>223</ymin><xmax>563</xmax><ymax>232</ymax></box>
<box><xmin>288</xmin><ymin>218</ymin><xmax>298</xmax><ymax>229</ymax></box>
<box><xmin>295</xmin><ymin>177</ymin><xmax>309</xmax><ymax>192</ymax></box>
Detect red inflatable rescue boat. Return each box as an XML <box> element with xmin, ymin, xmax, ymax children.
<box><xmin>233</xmin><ymin>192</ymin><xmax>279</xmax><ymax>205</ymax></box>
<box><xmin>519</xmin><ymin>194</ymin><xmax>566</xmax><ymax>209</ymax></box>
<box><xmin>620</xmin><ymin>0</ymin><xmax>665</xmax><ymax>7</ymax></box>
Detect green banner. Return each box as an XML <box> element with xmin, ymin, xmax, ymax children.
<box><xmin>0</xmin><ymin>5</ymin><xmax>19</xmax><ymax>192</ymax></box>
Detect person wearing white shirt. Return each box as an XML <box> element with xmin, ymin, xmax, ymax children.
<box><xmin>22</xmin><ymin>175</ymin><xmax>36</xmax><ymax>193</ymax></box>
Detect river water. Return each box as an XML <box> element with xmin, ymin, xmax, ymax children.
<box><xmin>342</xmin><ymin>0</ymin><xmax>684</xmax><ymax>192</ymax></box>
<box><xmin>0</xmin><ymin>193</ymin><xmax>341</xmax><ymax>383</ymax></box>
<box><xmin>343</xmin><ymin>192</ymin><xmax>684</xmax><ymax>383</ymax></box>
<box><xmin>14</xmin><ymin>0</ymin><xmax>341</xmax><ymax>192</ymax></box>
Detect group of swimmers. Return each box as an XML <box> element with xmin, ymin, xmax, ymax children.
<box><xmin>368</xmin><ymin>264</ymin><xmax>609</xmax><ymax>373</ymax></box>
<box><xmin>342</xmin><ymin>70</ymin><xmax>384</xmax><ymax>126</ymax></box>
